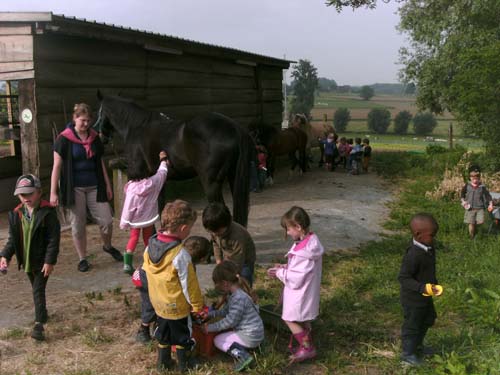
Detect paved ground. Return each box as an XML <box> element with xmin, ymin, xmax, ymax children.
<box><xmin>0</xmin><ymin>165</ymin><xmax>392</xmax><ymax>328</ymax></box>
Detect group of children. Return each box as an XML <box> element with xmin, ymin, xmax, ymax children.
<box><xmin>318</xmin><ymin>134</ymin><xmax>372</xmax><ymax>174</ymax></box>
<box><xmin>3</xmin><ymin>149</ymin><xmax>493</xmax><ymax>371</ymax></box>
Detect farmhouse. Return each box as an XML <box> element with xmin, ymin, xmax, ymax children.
<box><xmin>0</xmin><ymin>12</ymin><xmax>290</xmax><ymax>210</ymax></box>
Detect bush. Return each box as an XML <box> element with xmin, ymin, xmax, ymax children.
<box><xmin>367</xmin><ymin>108</ymin><xmax>391</xmax><ymax>134</ymax></box>
<box><xmin>393</xmin><ymin>110</ymin><xmax>412</xmax><ymax>134</ymax></box>
<box><xmin>426</xmin><ymin>144</ymin><xmax>448</xmax><ymax>155</ymax></box>
<box><xmin>333</xmin><ymin>108</ymin><xmax>351</xmax><ymax>132</ymax></box>
<box><xmin>413</xmin><ymin>112</ymin><xmax>437</xmax><ymax>135</ymax></box>
<box><xmin>359</xmin><ymin>85</ymin><xmax>374</xmax><ymax>101</ymax></box>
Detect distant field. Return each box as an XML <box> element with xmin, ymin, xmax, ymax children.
<box><xmin>311</xmin><ymin>92</ymin><xmax>454</xmax><ymax>121</ymax></box>
<box><xmin>307</xmin><ymin>92</ymin><xmax>481</xmax><ymax>151</ymax></box>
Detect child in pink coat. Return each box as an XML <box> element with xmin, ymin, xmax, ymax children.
<box><xmin>267</xmin><ymin>206</ymin><xmax>324</xmax><ymax>363</ymax></box>
<box><xmin>120</xmin><ymin>151</ymin><xmax>169</xmax><ymax>274</ymax></box>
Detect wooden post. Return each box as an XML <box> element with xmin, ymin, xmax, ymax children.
<box><xmin>17</xmin><ymin>78</ymin><xmax>39</xmax><ymax>175</ymax></box>
<box><xmin>5</xmin><ymin>81</ymin><xmax>21</xmax><ymax>156</ymax></box>
<box><xmin>113</xmin><ymin>167</ymin><xmax>127</xmax><ymax>219</ymax></box>
<box><xmin>448</xmin><ymin>123</ymin><xmax>453</xmax><ymax>149</ymax></box>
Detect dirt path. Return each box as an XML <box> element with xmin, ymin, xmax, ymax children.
<box><xmin>0</xmin><ymin>166</ymin><xmax>392</xmax><ymax>329</ymax></box>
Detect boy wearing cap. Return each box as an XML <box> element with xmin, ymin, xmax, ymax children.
<box><xmin>398</xmin><ymin>213</ymin><xmax>443</xmax><ymax>366</ymax></box>
<box><xmin>0</xmin><ymin>174</ymin><xmax>60</xmax><ymax>341</ymax></box>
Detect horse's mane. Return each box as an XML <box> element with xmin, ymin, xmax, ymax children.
<box><xmin>103</xmin><ymin>95</ymin><xmax>154</xmax><ymax>130</ymax></box>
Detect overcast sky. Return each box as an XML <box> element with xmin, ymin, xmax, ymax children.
<box><xmin>1</xmin><ymin>0</ymin><xmax>406</xmax><ymax>85</ymax></box>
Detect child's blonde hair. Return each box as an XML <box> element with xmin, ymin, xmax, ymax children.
<box><xmin>160</xmin><ymin>199</ymin><xmax>197</xmax><ymax>232</ymax></box>
<box><xmin>212</xmin><ymin>261</ymin><xmax>258</xmax><ymax>303</ymax></box>
<box><xmin>280</xmin><ymin>206</ymin><xmax>311</xmax><ymax>237</ymax></box>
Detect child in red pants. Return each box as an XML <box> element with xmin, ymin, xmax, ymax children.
<box><xmin>120</xmin><ymin>151</ymin><xmax>168</xmax><ymax>274</ymax></box>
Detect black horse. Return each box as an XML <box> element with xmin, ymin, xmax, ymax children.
<box><xmin>95</xmin><ymin>92</ymin><xmax>252</xmax><ymax>227</ymax></box>
<box><xmin>250</xmin><ymin>123</ymin><xmax>308</xmax><ymax>181</ymax></box>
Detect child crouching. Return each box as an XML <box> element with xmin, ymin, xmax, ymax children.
<box><xmin>201</xmin><ymin>261</ymin><xmax>264</xmax><ymax>372</ymax></box>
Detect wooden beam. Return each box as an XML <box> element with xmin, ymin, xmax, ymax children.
<box><xmin>0</xmin><ymin>61</ymin><xmax>34</xmax><ymax>73</ymax></box>
<box><xmin>0</xmin><ymin>12</ymin><xmax>52</xmax><ymax>22</ymax></box>
<box><xmin>18</xmin><ymin>79</ymin><xmax>39</xmax><ymax>175</ymax></box>
<box><xmin>0</xmin><ymin>70</ymin><xmax>34</xmax><ymax>80</ymax></box>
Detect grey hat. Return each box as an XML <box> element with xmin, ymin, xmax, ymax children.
<box><xmin>13</xmin><ymin>174</ymin><xmax>41</xmax><ymax>196</ymax></box>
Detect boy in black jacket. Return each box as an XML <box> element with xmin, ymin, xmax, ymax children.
<box><xmin>0</xmin><ymin>174</ymin><xmax>60</xmax><ymax>341</ymax></box>
<box><xmin>398</xmin><ymin>213</ymin><xmax>443</xmax><ymax>366</ymax></box>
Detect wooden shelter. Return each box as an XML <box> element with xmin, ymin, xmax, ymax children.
<box><xmin>0</xmin><ymin>12</ymin><xmax>290</xmax><ymax>209</ymax></box>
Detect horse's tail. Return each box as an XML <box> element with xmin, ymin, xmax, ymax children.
<box><xmin>232</xmin><ymin>130</ymin><xmax>252</xmax><ymax>227</ymax></box>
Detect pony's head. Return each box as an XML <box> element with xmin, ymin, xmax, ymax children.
<box><xmin>94</xmin><ymin>90</ymin><xmax>137</xmax><ymax>142</ymax></box>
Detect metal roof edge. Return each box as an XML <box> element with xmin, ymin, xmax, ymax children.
<box><xmin>49</xmin><ymin>13</ymin><xmax>293</xmax><ymax>67</ymax></box>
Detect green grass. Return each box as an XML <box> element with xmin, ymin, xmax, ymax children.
<box><xmin>253</xmin><ymin>149</ymin><xmax>500</xmax><ymax>374</ymax></box>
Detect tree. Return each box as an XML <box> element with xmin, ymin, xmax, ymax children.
<box><xmin>359</xmin><ymin>85</ymin><xmax>375</xmax><ymax>100</ymax></box>
<box><xmin>333</xmin><ymin>108</ymin><xmax>351</xmax><ymax>132</ymax></box>
<box><xmin>394</xmin><ymin>110</ymin><xmax>413</xmax><ymax>134</ymax></box>
<box><xmin>289</xmin><ymin>59</ymin><xmax>319</xmax><ymax>118</ymax></box>
<box><xmin>327</xmin><ymin>0</ymin><xmax>500</xmax><ymax>166</ymax></box>
<box><xmin>367</xmin><ymin>108</ymin><xmax>391</xmax><ymax>134</ymax></box>
<box><xmin>318</xmin><ymin>77</ymin><xmax>338</xmax><ymax>92</ymax></box>
<box><xmin>413</xmin><ymin>112</ymin><xmax>437</xmax><ymax>135</ymax></box>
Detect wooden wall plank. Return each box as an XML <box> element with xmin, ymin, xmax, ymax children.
<box><xmin>35</xmin><ymin>87</ymin><xmax>147</xmax><ymax>115</ymax></box>
<box><xmin>147</xmin><ymin>51</ymin><xmax>254</xmax><ymax>77</ymax></box>
<box><xmin>260</xmin><ymin>79</ymin><xmax>282</xmax><ymax>90</ymax></box>
<box><xmin>0</xmin><ymin>25</ymin><xmax>32</xmax><ymax>35</ymax></box>
<box><xmin>0</xmin><ymin>70</ymin><xmax>34</xmax><ymax>80</ymax></box>
<box><xmin>258</xmin><ymin>67</ymin><xmax>284</xmax><ymax>80</ymax></box>
<box><xmin>146</xmin><ymin>88</ymin><xmax>257</xmax><ymax>107</ymax></box>
<box><xmin>263</xmin><ymin>101</ymin><xmax>282</xmax><ymax>114</ymax></box>
<box><xmin>0</xmin><ymin>61</ymin><xmax>33</xmax><ymax>73</ymax></box>
<box><xmin>36</xmin><ymin>61</ymin><xmax>146</xmax><ymax>88</ymax></box>
<box><xmin>35</xmin><ymin>34</ymin><xmax>146</xmax><ymax>67</ymax></box>
<box><xmin>0</xmin><ymin>35</ymin><xmax>33</xmax><ymax>62</ymax></box>
<box><xmin>147</xmin><ymin>69</ymin><xmax>255</xmax><ymax>89</ymax></box>
<box><xmin>262</xmin><ymin>89</ymin><xmax>282</xmax><ymax>102</ymax></box>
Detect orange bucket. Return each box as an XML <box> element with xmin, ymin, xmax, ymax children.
<box><xmin>192</xmin><ymin>324</ymin><xmax>217</xmax><ymax>357</ymax></box>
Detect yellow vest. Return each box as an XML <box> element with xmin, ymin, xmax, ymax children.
<box><xmin>143</xmin><ymin>243</ymin><xmax>204</xmax><ymax>319</ymax></box>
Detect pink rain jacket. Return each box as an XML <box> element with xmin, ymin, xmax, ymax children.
<box><xmin>119</xmin><ymin>161</ymin><xmax>168</xmax><ymax>229</ymax></box>
<box><xmin>276</xmin><ymin>233</ymin><xmax>324</xmax><ymax>322</ymax></box>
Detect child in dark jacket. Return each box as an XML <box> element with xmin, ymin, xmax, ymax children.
<box><xmin>398</xmin><ymin>213</ymin><xmax>443</xmax><ymax>366</ymax></box>
<box><xmin>0</xmin><ymin>174</ymin><xmax>60</xmax><ymax>341</ymax></box>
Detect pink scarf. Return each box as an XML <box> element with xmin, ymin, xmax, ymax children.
<box><xmin>59</xmin><ymin>127</ymin><xmax>98</xmax><ymax>159</ymax></box>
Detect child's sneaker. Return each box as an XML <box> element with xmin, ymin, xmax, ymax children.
<box><xmin>31</xmin><ymin>322</ymin><xmax>45</xmax><ymax>341</ymax></box>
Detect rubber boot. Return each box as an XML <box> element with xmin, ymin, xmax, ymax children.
<box><xmin>228</xmin><ymin>342</ymin><xmax>254</xmax><ymax>372</ymax></box>
<box><xmin>123</xmin><ymin>252</ymin><xmax>134</xmax><ymax>275</ymax></box>
<box><xmin>157</xmin><ymin>344</ymin><xmax>173</xmax><ymax>371</ymax></box>
<box><xmin>176</xmin><ymin>346</ymin><xmax>199</xmax><ymax>373</ymax></box>
<box><xmin>401</xmin><ymin>336</ymin><xmax>423</xmax><ymax>366</ymax></box>
<box><xmin>289</xmin><ymin>330</ymin><xmax>316</xmax><ymax>363</ymax></box>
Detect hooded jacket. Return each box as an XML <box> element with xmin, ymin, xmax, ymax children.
<box><xmin>0</xmin><ymin>200</ymin><xmax>60</xmax><ymax>272</ymax></box>
<box><xmin>120</xmin><ymin>161</ymin><xmax>168</xmax><ymax>229</ymax></box>
<box><xmin>276</xmin><ymin>233</ymin><xmax>324</xmax><ymax>322</ymax></box>
<box><xmin>142</xmin><ymin>234</ymin><xmax>204</xmax><ymax>320</ymax></box>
